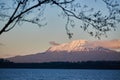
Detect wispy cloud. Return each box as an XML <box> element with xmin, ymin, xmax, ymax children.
<box><xmin>49</xmin><ymin>41</ymin><xmax>60</xmax><ymax>46</ymax></box>
<box><xmin>86</xmin><ymin>39</ymin><xmax>120</xmax><ymax>50</ymax></box>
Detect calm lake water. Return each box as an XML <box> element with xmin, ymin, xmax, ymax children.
<box><xmin>0</xmin><ymin>69</ymin><xmax>120</xmax><ymax>80</ymax></box>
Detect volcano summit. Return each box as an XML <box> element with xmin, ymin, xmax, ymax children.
<box><xmin>7</xmin><ymin>40</ymin><xmax>120</xmax><ymax>63</ymax></box>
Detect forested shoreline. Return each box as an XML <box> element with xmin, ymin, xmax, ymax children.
<box><xmin>0</xmin><ymin>59</ymin><xmax>120</xmax><ymax>69</ymax></box>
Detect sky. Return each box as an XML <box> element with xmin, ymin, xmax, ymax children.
<box><xmin>0</xmin><ymin>0</ymin><xmax>120</xmax><ymax>58</ymax></box>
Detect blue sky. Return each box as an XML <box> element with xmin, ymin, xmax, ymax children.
<box><xmin>0</xmin><ymin>0</ymin><xmax>120</xmax><ymax>58</ymax></box>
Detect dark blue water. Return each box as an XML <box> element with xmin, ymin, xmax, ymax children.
<box><xmin>0</xmin><ymin>69</ymin><xmax>120</xmax><ymax>80</ymax></box>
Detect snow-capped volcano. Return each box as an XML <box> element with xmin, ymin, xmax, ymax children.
<box><xmin>47</xmin><ymin>40</ymin><xmax>112</xmax><ymax>52</ymax></box>
<box><xmin>47</xmin><ymin>40</ymin><xmax>87</xmax><ymax>52</ymax></box>
<box><xmin>7</xmin><ymin>40</ymin><xmax>120</xmax><ymax>63</ymax></box>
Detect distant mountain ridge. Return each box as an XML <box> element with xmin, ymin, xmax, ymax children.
<box><xmin>7</xmin><ymin>40</ymin><xmax>120</xmax><ymax>63</ymax></box>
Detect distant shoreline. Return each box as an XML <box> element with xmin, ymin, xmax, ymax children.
<box><xmin>0</xmin><ymin>61</ymin><xmax>120</xmax><ymax>69</ymax></box>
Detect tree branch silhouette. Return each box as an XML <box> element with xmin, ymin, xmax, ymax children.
<box><xmin>0</xmin><ymin>0</ymin><xmax>120</xmax><ymax>39</ymax></box>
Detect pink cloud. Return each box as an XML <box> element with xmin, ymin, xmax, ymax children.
<box><xmin>49</xmin><ymin>41</ymin><xmax>60</xmax><ymax>46</ymax></box>
<box><xmin>89</xmin><ymin>39</ymin><xmax>120</xmax><ymax>50</ymax></box>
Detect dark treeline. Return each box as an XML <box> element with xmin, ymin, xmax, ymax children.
<box><xmin>0</xmin><ymin>58</ymin><xmax>13</xmax><ymax>63</ymax></box>
<box><xmin>0</xmin><ymin>59</ymin><xmax>120</xmax><ymax>69</ymax></box>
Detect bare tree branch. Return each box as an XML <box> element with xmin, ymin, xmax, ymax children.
<box><xmin>0</xmin><ymin>0</ymin><xmax>120</xmax><ymax>39</ymax></box>
<box><xmin>0</xmin><ymin>0</ymin><xmax>47</xmax><ymax>35</ymax></box>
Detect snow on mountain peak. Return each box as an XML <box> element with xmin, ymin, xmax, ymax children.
<box><xmin>47</xmin><ymin>39</ymin><xmax>111</xmax><ymax>52</ymax></box>
<box><xmin>7</xmin><ymin>39</ymin><xmax>120</xmax><ymax>63</ymax></box>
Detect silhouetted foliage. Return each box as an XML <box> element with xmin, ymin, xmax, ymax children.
<box><xmin>0</xmin><ymin>0</ymin><xmax>120</xmax><ymax>38</ymax></box>
<box><xmin>0</xmin><ymin>58</ymin><xmax>13</xmax><ymax>63</ymax></box>
<box><xmin>0</xmin><ymin>61</ymin><xmax>120</xmax><ymax>69</ymax></box>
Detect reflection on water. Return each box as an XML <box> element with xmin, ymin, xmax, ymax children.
<box><xmin>0</xmin><ymin>69</ymin><xmax>120</xmax><ymax>80</ymax></box>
